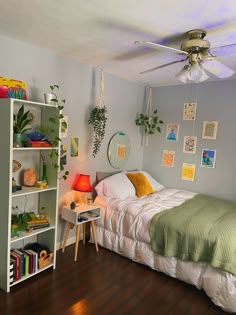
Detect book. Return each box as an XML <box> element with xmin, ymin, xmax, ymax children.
<box><xmin>9</xmin><ymin>259</ymin><xmax>15</xmax><ymax>284</ymax></box>
<box><xmin>13</xmin><ymin>249</ymin><xmax>25</xmax><ymax>277</ymax></box>
<box><xmin>26</xmin><ymin>249</ymin><xmax>38</xmax><ymax>273</ymax></box>
<box><xmin>10</xmin><ymin>251</ymin><xmax>20</xmax><ymax>281</ymax></box>
<box><xmin>27</xmin><ymin>222</ymin><xmax>50</xmax><ymax>230</ymax></box>
<box><xmin>23</xmin><ymin>249</ymin><xmax>34</xmax><ymax>274</ymax></box>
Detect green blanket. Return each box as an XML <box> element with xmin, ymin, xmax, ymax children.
<box><xmin>149</xmin><ymin>194</ymin><xmax>236</xmax><ymax>276</ymax></box>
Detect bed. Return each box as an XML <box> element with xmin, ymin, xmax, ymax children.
<box><xmin>93</xmin><ymin>171</ymin><xmax>236</xmax><ymax>313</ymax></box>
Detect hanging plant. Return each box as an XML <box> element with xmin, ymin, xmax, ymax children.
<box><xmin>89</xmin><ymin>106</ymin><xmax>107</xmax><ymax>157</ymax></box>
<box><xmin>88</xmin><ymin>68</ymin><xmax>108</xmax><ymax>157</ymax></box>
<box><xmin>135</xmin><ymin>87</ymin><xmax>163</xmax><ymax>145</ymax></box>
<box><xmin>135</xmin><ymin>109</ymin><xmax>163</xmax><ymax>134</ymax></box>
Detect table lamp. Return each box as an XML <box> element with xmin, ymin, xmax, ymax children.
<box><xmin>73</xmin><ymin>174</ymin><xmax>92</xmax><ymax>204</ymax></box>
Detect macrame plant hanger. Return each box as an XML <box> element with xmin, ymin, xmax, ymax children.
<box><xmin>97</xmin><ymin>68</ymin><xmax>105</xmax><ymax>110</ymax></box>
<box><xmin>145</xmin><ymin>87</ymin><xmax>152</xmax><ymax>146</ymax></box>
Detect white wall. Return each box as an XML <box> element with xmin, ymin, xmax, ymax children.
<box><xmin>143</xmin><ymin>80</ymin><xmax>236</xmax><ymax>201</ymax></box>
<box><xmin>0</xmin><ymin>34</ymin><xmax>145</xmax><ymax>243</ymax></box>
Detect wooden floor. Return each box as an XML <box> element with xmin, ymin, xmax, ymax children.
<box><xmin>0</xmin><ymin>242</ymin><xmax>229</xmax><ymax>315</ymax></box>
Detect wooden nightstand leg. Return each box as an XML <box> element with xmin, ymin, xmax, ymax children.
<box><xmin>62</xmin><ymin>222</ymin><xmax>73</xmax><ymax>253</ymax></box>
<box><xmin>74</xmin><ymin>225</ymin><xmax>80</xmax><ymax>261</ymax></box>
<box><xmin>90</xmin><ymin>221</ymin><xmax>99</xmax><ymax>252</ymax></box>
<box><xmin>83</xmin><ymin>223</ymin><xmax>86</xmax><ymax>245</ymax></box>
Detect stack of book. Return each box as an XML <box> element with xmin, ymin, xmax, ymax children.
<box><xmin>10</xmin><ymin>248</ymin><xmax>38</xmax><ymax>282</ymax></box>
<box><xmin>27</xmin><ymin>218</ymin><xmax>50</xmax><ymax>230</ymax></box>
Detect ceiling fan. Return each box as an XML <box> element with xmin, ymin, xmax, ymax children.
<box><xmin>135</xmin><ymin>29</ymin><xmax>236</xmax><ymax>82</ymax></box>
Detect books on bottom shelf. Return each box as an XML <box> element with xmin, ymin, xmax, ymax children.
<box><xmin>10</xmin><ymin>248</ymin><xmax>38</xmax><ymax>283</ymax></box>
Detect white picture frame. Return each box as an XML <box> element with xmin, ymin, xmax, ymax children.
<box><xmin>202</xmin><ymin>121</ymin><xmax>218</xmax><ymax>140</ymax></box>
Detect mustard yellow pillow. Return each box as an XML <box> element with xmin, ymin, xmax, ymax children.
<box><xmin>126</xmin><ymin>172</ymin><xmax>154</xmax><ymax>198</ymax></box>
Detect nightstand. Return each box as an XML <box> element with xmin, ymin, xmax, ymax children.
<box><xmin>61</xmin><ymin>204</ymin><xmax>101</xmax><ymax>261</ymax></box>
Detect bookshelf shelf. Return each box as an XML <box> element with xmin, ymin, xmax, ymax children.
<box><xmin>0</xmin><ymin>98</ymin><xmax>60</xmax><ymax>292</ymax></box>
<box><xmin>11</xmin><ymin>225</ymin><xmax>56</xmax><ymax>244</ymax></box>
<box><xmin>10</xmin><ymin>263</ymin><xmax>54</xmax><ymax>287</ymax></box>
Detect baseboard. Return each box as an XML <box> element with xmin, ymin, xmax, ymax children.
<box><xmin>56</xmin><ymin>235</ymin><xmax>76</xmax><ymax>250</ymax></box>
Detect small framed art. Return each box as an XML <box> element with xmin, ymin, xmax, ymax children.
<box><xmin>202</xmin><ymin>121</ymin><xmax>218</xmax><ymax>140</ymax></box>
<box><xmin>201</xmin><ymin>149</ymin><xmax>216</xmax><ymax>168</ymax></box>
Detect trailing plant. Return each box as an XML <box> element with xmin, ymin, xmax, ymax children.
<box><xmin>13</xmin><ymin>105</ymin><xmax>32</xmax><ymax>134</ymax></box>
<box><xmin>135</xmin><ymin>109</ymin><xmax>164</xmax><ymax>135</ymax></box>
<box><xmin>44</xmin><ymin>85</ymin><xmax>69</xmax><ymax>180</ymax></box>
<box><xmin>89</xmin><ymin>106</ymin><xmax>108</xmax><ymax>157</ymax></box>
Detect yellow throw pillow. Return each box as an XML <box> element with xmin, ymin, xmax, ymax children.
<box><xmin>126</xmin><ymin>172</ymin><xmax>154</xmax><ymax>198</ymax></box>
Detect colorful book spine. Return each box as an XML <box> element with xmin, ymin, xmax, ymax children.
<box><xmin>10</xmin><ymin>251</ymin><xmax>20</xmax><ymax>281</ymax></box>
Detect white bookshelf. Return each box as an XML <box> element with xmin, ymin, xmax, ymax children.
<box><xmin>0</xmin><ymin>98</ymin><xmax>60</xmax><ymax>292</ymax></box>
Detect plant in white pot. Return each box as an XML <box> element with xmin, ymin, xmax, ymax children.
<box><xmin>13</xmin><ymin>105</ymin><xmax>32</xmax><ymax>147</ymax></box>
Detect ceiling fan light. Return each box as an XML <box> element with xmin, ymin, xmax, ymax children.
<box><xmin>175</xmin><ymin>65</ymin><xmax>190</xmax><ymax>83</ymax></box>
<box><xmin>188</xmin><ymin>63</ymin><xmax>209</xmax><ymax>83</ymax></box>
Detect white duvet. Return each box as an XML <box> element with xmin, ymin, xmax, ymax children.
<box><xmin>94</xmin><ymin>188</ymin><xmax>236</xmax><ymax>313</ymax></box>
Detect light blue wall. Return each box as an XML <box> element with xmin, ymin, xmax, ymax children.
<box><xmin>0</xmin><ymin>34</ymin><xmax>145</xmax><ymax>242</ymax></box>
<box><xmin>142</xmin><ymin>80</ymin><xmax>236</xmax><ymax>201</ymax></box>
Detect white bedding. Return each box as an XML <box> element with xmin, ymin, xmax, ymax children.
<box><xmin>94</xmin><ymin>188</ymin><xmax>236</xmax><ymax>313</ymax></box>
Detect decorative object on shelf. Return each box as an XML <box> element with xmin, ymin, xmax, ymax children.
<box><xmin>40</xmin><ymin>153</ymin><xmax>48</xmax><ymax>184</ymax></box>
<box><xmin>88</xmin><ymin>68</ymin><xmax>108</xmax><ymax>157</ymax></box>
<box><xmin>70</xmin><ymin>201</ymin><xmax>76</xmax><ymax>210</ymax></box>
<box><xmin>135</xmin><ymin>87</ymin><xmax>163</xmax><ymax>145</ymax></box>
<box><xmin>73</xmin><ymin>174</ymin><xmax>92</xmax><ymax>204</ymax></box>
<box><xmin>13</xmin><ymin>105</ymin><xmax>32</xmax><ymax>147</ymax></box>
<box><xmin>27</xmin><ymin>131</ymin><xmax>45</xmax><ymax>141</ymax></box>
<box><xmin>0</xmin><ymin>76</ymin><xmax>27</xmax><ymax>100</ymax></box>
<box><xmin>23</xmin><ymin>168</ymin><xmax>37</xmax><ymax>187</ymax></box>
<box><xmin>44</xmin><ymin>84</ymin><xmax>58</xmax><ymax>105</ymax></box>
<box><xmin>108</xmin><ymin>132</ymin><xmax>130</xmax><ymax>169</ymax></box>
<box><xmin>12</xmin><ymin>177</ymin><xmax>17</xmax><ymax>193</ymax></box>
<box><xmin>12</xmin><ymin>160</ymin><xmax>21</xmax><ymax>172</ymax></box>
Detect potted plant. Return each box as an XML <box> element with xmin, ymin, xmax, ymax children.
<box><xmin>88</xmin><ymin>106</ymin><xmax>108</xmax><ymax>157</ymax></box>
<box><xmin>44</xmin><ymin>84</ymin><xmax>58</xmax><ymax>104</ymax></box>
<box><xmin>13</xmin><ymin>105</ymin><xmax>32</xmax><ymax>147</ymax></box>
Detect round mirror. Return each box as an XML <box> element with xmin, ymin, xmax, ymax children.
<box><xmin>108</xmin><ymin>132</ymin><xmax>130</xmax><ymax>169</ymax></box>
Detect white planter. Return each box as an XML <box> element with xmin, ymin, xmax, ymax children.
<box><xmin>44</xmin><ymin>93</ymin><xmax>55</xmax><ymax>105</ymax></box>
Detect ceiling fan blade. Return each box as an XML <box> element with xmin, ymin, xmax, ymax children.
<box><xmin>140</xmin><ymin>57</ymin><xmax>189</xmax><ymax>74</ymax></box>
<box><xmin>202</xmin><ymin>59</ymin><xmax>235</xmax><ymax>78</ymax></box>
<box><xmin>210</xmin><ymin>43</ymin><xmax>236</xmax><ymax>57</ymax></box>
<box><xmin>134</xmin><ymin>41</ymin><xmax>188</xmax><ymax>55</ymax></box>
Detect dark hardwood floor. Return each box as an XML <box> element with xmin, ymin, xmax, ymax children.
<box><xmin>0</xmin><ymin>242</ymin><xmax>230</xmax><ymax>315</ymax></box>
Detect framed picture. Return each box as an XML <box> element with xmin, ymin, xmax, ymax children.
<box><xmin>166</xmin><ymin>124</ymin><xmax>179</xmax><ymax>141</ymax></box>
<box><xmin>183</xmin><ymin>103</ymin><xmax>197</xmax><ymax>120</ymax></box>
<box><xmin>70</xmin><ymin>137</ymin><xmax>79</xmax><ymax>157</ymax></box>
<box><xmin>202</xmin><ymin>121</ymin><xmax>218</xmax><ymax>140</ymax></box>
<box><xmin>201</xmin><ymin>149</ymin><xmax>216</xmax><ymax>168</ymax></box>
<box><xmin>60</xmin><ymin>116</ymin><xmax>68</xmax><ymax>138</ymax></box>
<box><xmin>181</xmin><ymin>163</ymin><xmax>196</xmax><ymax>181</ymax></box>
<box><xmin>183</xmin><ymin>136</ymin><xmax>197</xmax><ymax>154</ymax></box>
<box><xmin>162</xmin><ymin>150</ymin><xmax>175</xmax><ymax>167</ymax></box>
<box><xmin>60</xmin><ymin>144</ymin><xmax>67</xmax><ymax>165</ymax></box>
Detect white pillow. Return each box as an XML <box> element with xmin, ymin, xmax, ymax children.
<box><xmin>95</xmin><ymin>172</ymin><xmax>136</xmax><ymax>199</ymax></box>
<box><xmin>126</xmin><ymin>170</ymin><xmax>164</xmax><ymax>192</ymax></box>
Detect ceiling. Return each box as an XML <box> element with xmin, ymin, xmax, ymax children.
<box><xmin>1</xmin><ymin>0</ymin><xmax>236</xmax><ymax>87</ymax></box>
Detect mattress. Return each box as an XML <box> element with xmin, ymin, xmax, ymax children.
<box><xmin>94</xmin><ymin>188</ymin><xmax>236</xmax><ymax>313</ymax></box>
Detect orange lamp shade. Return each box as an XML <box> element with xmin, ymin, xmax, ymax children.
<box><xmin>73</xmin><ymin>174</ymin><xmax>92</xmax><ymax>192</ymax></box>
